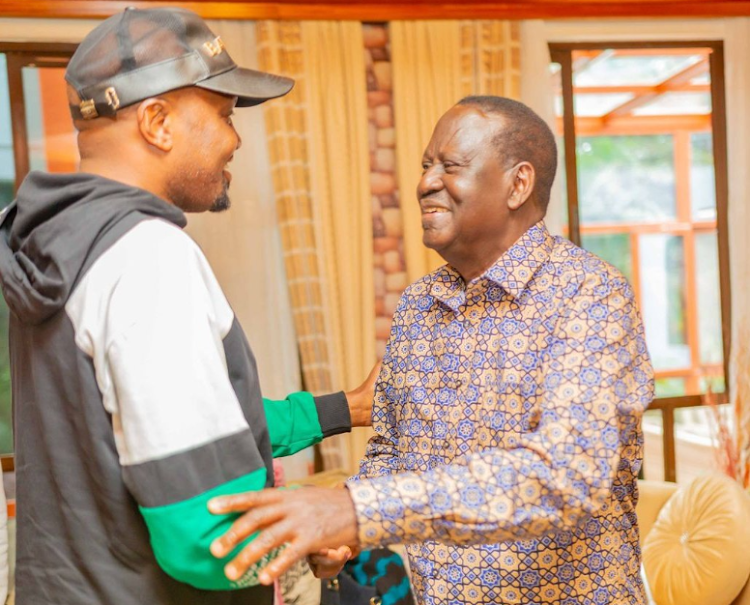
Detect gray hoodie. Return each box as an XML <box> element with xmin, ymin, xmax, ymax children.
<box><xmin>0</xmin><ymin>171</ymin><xmax>349</xmax><ymax>605</ymax></box>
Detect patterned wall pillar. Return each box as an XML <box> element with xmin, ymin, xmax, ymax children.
<box><xmin>364</xmin><ymin>23</ymin><xmax>409</xmax><ymax>359</ymax></box>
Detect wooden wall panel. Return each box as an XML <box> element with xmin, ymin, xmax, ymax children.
<box><xmin>0</xmin><ymin>0</ymin><xmax>749</xmax><ymax>21</ymax></box>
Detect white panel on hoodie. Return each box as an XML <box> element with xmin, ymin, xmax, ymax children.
<box><xmin>65</xmin><ymin>218</ymin><xmax>250</xmax><ymax>467</ymax></box>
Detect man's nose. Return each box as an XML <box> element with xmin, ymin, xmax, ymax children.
<box><xmin>417</xmin><ymin>166</ymin><xmax>444</xmax><ymax>198</ymax></box>
<box><xmin>235</xmin><ymin>130</ymin><xmax>242</xmax><ymax>151</ymax></box>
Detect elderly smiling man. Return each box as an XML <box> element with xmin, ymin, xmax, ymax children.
<box><xmin>211</xmin><ymin>96</ymin><xmax>655</xmax><ymax>605</ymax></box>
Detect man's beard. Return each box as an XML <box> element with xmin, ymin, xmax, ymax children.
<box><xmin>209</xmin><ymin>177</ymin><xmax>231</xmax><ymax>213</ymax></box>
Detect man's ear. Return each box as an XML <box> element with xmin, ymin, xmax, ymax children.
<box><xmin>136</xmin><ymin>97</ymin><xmax>174</xmax><ymax>152</ymax></box>
<box><xmin>507</xmin><ymin>162</ymin><xmax>535</xmax><ymax>211</ymax></box>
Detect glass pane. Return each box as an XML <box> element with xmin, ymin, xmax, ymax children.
<box><xmin>0</xmin><ymin>55</ymin><xmax>12</xmax><ymax>455</ymax></box>
<box><xmin>695</xmin><ymin>232</ymin><xmax>724</xmax><ymax>367</ymax></box>
<box><xmin>639</xmin><ymin>234</ymin><xmax>690</xmax><ymax>370</ymax></box>
<box><xmin>22</xmin><ymin>66</ymin><xmax>79</xmax><ymax>173</ymax></box>
<box><xmin>0</xmin><ymin>54</ymin><xmax>14</xmax><ymax>207</ymax></box>
<box><xmin>573</xmin><ymin>93</ymin><xmax>634</xmax><ymax>118</ymax></box>
<box><xmin>632</xmin><ymin>92</ymin><xmax>711</xmax><ymax>116</ymax></box>
<box><xmin>577</xmin><ymin>135</ymin><xmax>676</xmax><ymax>224</ymax></box>
<box><xmin>655</xmin><ymin>377</ymin><xmax>686</xmax><ymax>398</ymax></box>
<box><xmin>580</xmin><ymin>233</ymin><xmax>632</xmax><ymax>282</ymax></box>
<box><xmin>574</xmin><ymin>52</ymin><xmax>703</xmax><ymax>87</ymax></box>
<box><xmin>691</xmin><ymin>132</ymin><xmax>716</xmax><ymax>220</ymax></box>
<box><xmin>690</xmin><ymin>73</ymin><xmax>710</xmax><ymax>86</ymax></box>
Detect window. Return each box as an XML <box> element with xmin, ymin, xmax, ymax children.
<box><xmin>550</xmin><ymin>43</ymin><xmax>731</xmax><ymax>483</ymax></box>
<box><xmin>0</xmin><ymin>43</ymin><xmax>77</xmax><ymax>473</ymax></box>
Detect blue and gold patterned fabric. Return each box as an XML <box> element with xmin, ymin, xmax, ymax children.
<box><xmin>347</xmin><ymin>222</ymin><xmax>655</xmax><ymax>605</ymax></box>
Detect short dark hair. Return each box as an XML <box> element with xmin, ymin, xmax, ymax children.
<box><xmin>458</xmin><ymin>95</ymin><xmax>558</xmax><ymax>211</ymax></box>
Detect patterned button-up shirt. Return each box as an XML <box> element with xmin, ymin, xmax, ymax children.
<box><xmin>347</xmin><ymin>222</ymin><xmax>654</xmax><ymax>605</ymax></box>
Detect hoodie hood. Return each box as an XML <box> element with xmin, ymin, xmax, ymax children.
<box><xmin>0</xmin><ymin>171</ymin><xmax>186</xmax><ymax>325</ymax></box>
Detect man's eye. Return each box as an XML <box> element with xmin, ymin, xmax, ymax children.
<box><xmin>421</xmin><ymin>163</ymin><xmax>431</xmax><ymax>172</ymax></box>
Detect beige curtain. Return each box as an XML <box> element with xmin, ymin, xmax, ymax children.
<box><xmin>391</xmin><ymin>21</ymin><xmax>521</xmax><ymax>284</ymax></box>
<box><xmin>258</xmin><ymin>21</ymin><xmax>375</xmax><ymax>473</ymax></box>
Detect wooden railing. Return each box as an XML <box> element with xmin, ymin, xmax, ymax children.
<box><xmin>647</xmin><ymin>393</ymin><xmax>725</xmax><ymax>482</ymax></box>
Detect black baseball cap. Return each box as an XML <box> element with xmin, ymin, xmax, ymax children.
<box><xmin>66</xmin><ymin>7</ymin><xmax>294</xmax><ymax>120</ymax></box>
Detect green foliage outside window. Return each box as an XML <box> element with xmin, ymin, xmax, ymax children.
<box><xmin>580</xmin><ymin>233</ymin><xmax>633</xmax><ymax>283</ymax></box>
<box><xmin>577</xmin><ymin>135</ymin><xmax>676</xmax><ymax>224</ymax></box>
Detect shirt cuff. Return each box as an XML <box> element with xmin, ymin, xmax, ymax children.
<box><xmin>346</xmin><ymin>472</ymin><xmax>432</xmax><ymax>549</ymax></box>
<box><xmin>313</xmin><ymin>392</ymin><xmax>351</xmax><ymax>438</ymax></box>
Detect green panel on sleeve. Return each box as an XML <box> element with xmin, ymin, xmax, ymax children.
<box><xmin>140</xmin><ymin>468</ymin><xmax>281</xmax><ymax>591</ymax></box>
<box><xmin>263</xmin><ymin>391</ymin><xmax>323</xmax><ymax>457</ymax></box>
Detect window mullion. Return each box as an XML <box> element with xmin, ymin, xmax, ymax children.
<box><xmin>6</xmin><ymin>52</ymin><xmax>30</xmax><ymax>192</ymax></box>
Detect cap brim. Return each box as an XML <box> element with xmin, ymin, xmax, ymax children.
<box><xmin>196</xmin><ymin>66</ymin><xmax>294</xmax><ymax>107</ymax></box>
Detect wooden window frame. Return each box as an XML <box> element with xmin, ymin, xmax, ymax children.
<box><xmin>0</xmin><ymin>42</ymin><xmax>77</xmax><ymax>473</ymax></box>
<box><xmin>549</xmin><ymin>41</ymin><xmax>732</xmax><ymax>482</ymax></box>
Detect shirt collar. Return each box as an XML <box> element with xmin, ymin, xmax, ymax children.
<box><xmin>483</xmin><ymin>221</ymin><xmax>554</xmax><ymax>299</ymax></box>
<box><xmin>429</xmin><ymin>221</ymin><xmax>554</xmax><ymax>308</ymax></box>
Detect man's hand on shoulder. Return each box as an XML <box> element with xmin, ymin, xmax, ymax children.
<box><xmin>345</xmin><ymin>361</ymin><xmax>381</xmax><ymax>427</ymax></box>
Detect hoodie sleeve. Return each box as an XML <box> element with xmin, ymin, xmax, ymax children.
<box><xmin>65</xmin><ymin>219</ymin><xmax>318</xmax><ymax>590</ymax></box>
<box><xmin>263</xmin><ymin>391</ymin><xmax>350</xmax><ymax>458</ymax></box>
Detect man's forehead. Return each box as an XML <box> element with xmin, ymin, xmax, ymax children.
<box><xmin>445</xmin><ymin>104</ymin><xmax>504</xmax><ymax>130</ymax></box>
<box><xmin>429</xmin><ymin>105</ymin><xmax>504</xmax><ymax>150</ymax></box>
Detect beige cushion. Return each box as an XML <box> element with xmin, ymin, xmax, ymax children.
<box><xmin>637</xmin><ymin>480</ymin><xmax>680</xmax><ymax>538</ymax></box>
<box><xmin>643</xmin><ymin>474</ymin><xmax>750</xmax><ymax>605</ymax></box>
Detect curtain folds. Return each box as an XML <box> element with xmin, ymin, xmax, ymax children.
<box><xmin>258</xmin><ymin>21</ymin><xmax>375</xmax><ymax>473</ymax></box>
<box><xmin>391</xmin><ymin>21</ymin><xmax>521</xmax><ymax>283</ymax></box>
<box><xmin>304</xmin><ymin>21</ymin><xmax>376</xmax><ymax>471</ymax></box>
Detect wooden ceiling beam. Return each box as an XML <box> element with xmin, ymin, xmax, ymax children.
<box><xmin>559</xmin><ymin>113</ymin><xmax>712</xmax><ymax>136</ymax></box>
<box><xmin>601</xmin><ymin>91</ymin><xmax>660</xmax><ymax>121</ymax></box>
<box><xmin>606</xmin><ymin>47</ymin><xmax>714</xmax><ymax>57</ymax></box>
<box><xmin>1</xmin><ymin>0</ymin><xmax>750</xmax><ymax>20</ymax></box>
<box><xmin>660</xmin><ymin>56</ymin><xmax>710</xmax><ymax>87</ymax></box>
<box><xmin>570</xmin><ymin>83</ymin><xmax>710</xmax><ymax>95</ymax></box>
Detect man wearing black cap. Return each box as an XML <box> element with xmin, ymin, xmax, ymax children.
<box><xmin>0</xmin><ymin>8</ymin><xmax>375</xmax><ymax>605</ymax></box>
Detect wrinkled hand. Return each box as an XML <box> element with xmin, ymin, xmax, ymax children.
<box><xmin>208</xmin><ymin>487</ymin><xmax>359</xmax><ymax>586</ymax></box>
<box><xmin>307</xmin><ymin>545</ymin><xmax>351</xmax><ymax>579</ymax></box>
<box><xmin>345</xmin><ymin>361</ymin><xmax>381</xmax><ymax>427</ymax></box>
